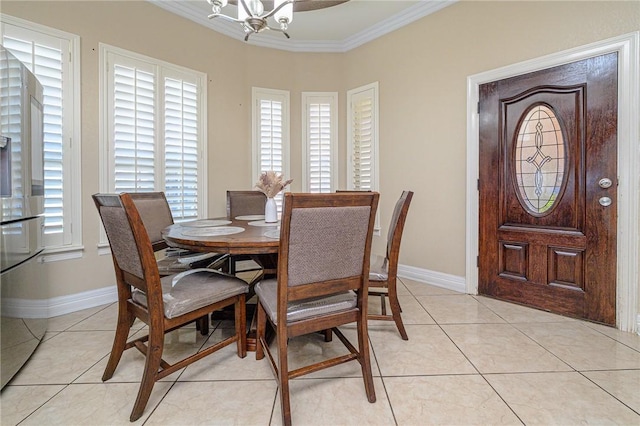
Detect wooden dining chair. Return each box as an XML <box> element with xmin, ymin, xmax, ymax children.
<box><xmin>368</xmin><ymin>190</ymin><xmax>413</xmax><ymax>340</ymax></box>
<box><xmin>131</xmin><ymin>192</ymin><xmax>226</xmax><ymax>277</ymax></box>
<box><xmin>131</xmin><ymin>191</ymin><xmax>229</xmax><ymax>335</ymax></box>
<box><xmin>225</xmin><ymin>190</ymin><xmax>271</xmax><ymax>276</ymax></box>
<box><xmin>93</xmin><ymin>193</ymin><xmax>249</xmax><ymax>422</ymax></box>
<box><xmin>226</xmin><ymin>190</ymin><xmax>267</xmax><ymax>219</ymax></box>
<box><xmin>255</xmin><ymin>192</ymin><xmax>379</xmax><ymax>426</ymax></box>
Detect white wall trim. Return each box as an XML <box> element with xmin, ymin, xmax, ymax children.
<box><xmin>3</xmin><ymin>264</ymin><xmax>462</xmax><ymax>319</ymax></box>
<box><xmin>48</xmin><ymin>285</ymin><xmax>117</xmax><ymax>318</ymax></box>
<box><xmin>1</xmin><ymin>286</ymin><xmax>117</xmax><ymax>319</ymax></box>
<box><xmin>398</xmin><ymin>264</ymin><xmax>466</xmax><ymax>294</ymax></box>
<box><xmin>148</xmin><ymin>0</ymin><xmax>455</xmax><ymax>53</ymax></box>
<box><xmin>466</xmin><ymin>32</ymin><xmax>640</xmax><ymax>332</ymax></box>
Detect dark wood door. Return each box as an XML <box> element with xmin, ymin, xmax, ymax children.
<box><xmin>478</xmin><ymin>53</ymin><xmax>618</xmax><ymax>325</ymax></box>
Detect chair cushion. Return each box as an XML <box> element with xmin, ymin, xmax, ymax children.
<box><xmin>369</xmin><ymin>254</ymin><xmax>388</xmax><ymax>282</ymax></box>
<box><xmin>132</xmin><ymin>269</ymin><xmax>248</xmax><ymax>319</ymax></box>
<box><xmin>255</xmin><ymin>278</ymin><xmax>357</xmax><ymax>325</ymax></box>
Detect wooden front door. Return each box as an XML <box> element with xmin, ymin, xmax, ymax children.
<box><xmin>478</xmin><ymin>53</ymin><xmax>618</xmax><ymax>325</ymax></box>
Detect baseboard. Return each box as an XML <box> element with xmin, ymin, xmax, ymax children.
<box><xmin>48</xmin><ymin>285</ymin><xmax>117</xmax><ymax>317</ymax></box>
<box><xmin>4</xmin><ymin>264</ymin><xmax>464</xmax><ymax>319</ymax></box>
<box><xmin>397</xmin><ymin>263</ymin><xmax>466</xmax><ymax>293</ymax></box>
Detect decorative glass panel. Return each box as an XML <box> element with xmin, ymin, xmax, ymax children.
<box><xmin>515</xmin><ymin>104</ymin><xmax>566</xmax><ymax>214</ymax></box>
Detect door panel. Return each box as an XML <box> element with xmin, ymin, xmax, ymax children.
<box><xmin>479</xmin><ymin>53</ymin><xmax>617</xmax><ymax>325</ymax></box>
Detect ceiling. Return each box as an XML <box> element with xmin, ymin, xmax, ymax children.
<box><xmin>149</xmin><ymin>0</ymin><xmax>455</xmax><ymax>52</ymax></box>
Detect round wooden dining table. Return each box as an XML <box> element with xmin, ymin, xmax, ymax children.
<box><xmin>162</xmin><ymin>217</ymin><xmax>280</xmax><ymax>255</ymax></box>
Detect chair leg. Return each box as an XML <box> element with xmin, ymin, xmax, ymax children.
<box><xmin>357</xmin><ymin>319</ymin><xmax>376</xmax><ymax>404</ymax></box>
<box><xmin>277</xmin><ymin>327</ymin><xmax>292</xmax><ymax>426</ymax></box>
<box><xmin>255</xmin><ymin>301</ymin><xmax>266</xmax><ymax>360</ymax></box>
<box><xmin>195</xmin><ymin>315</ymin><xmax>209</xmax><ymax>335</ymax></box>
<box><xmin>235</xmin><ymin>294</ymin><xmax>247</xmax><ymax>359</ymax></box>
<box><xmin>388</xmin><ymin>281</ymin><xmax>408</xmax><ymax>340</ymax></box>
<box><xmin>102</xmin><ymin>305</ymin><xmax>133</xmax><ymax>381</ymax></box>
<box><xmin>129</xmin><ymin>327</ymin><xmax>164</xmax><ymax>422</ymax></box>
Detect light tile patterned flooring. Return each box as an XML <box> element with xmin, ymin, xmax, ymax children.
<box><xmin>2</xmin><ymin>278</ymin><xmax>640</xmax><ymax>425</ymax></box>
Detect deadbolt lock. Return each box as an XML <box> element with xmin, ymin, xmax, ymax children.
<box><xmin>599</xmin><ymin>178</ymin><xmax>613</xmax><ymax>189</ymax></box>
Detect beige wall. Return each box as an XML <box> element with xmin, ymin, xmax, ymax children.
<box><xmin>2</xmin><ymin>2</ymin><xmax>638</xmax><ymax>305</ymax></box>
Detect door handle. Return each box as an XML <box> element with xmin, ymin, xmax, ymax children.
<box><xmin>599</xmin><ymin>196</ymin><xmax>612</xmax><ymax>207</ymax></box>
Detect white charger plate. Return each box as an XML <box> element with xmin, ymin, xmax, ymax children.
<box><xmin>263</xmin><ymin>229</ymin><xmax>280</xmax><ymax>239</ymax></box>
<box><xmin>181</xmin><ymin>219</ymin><xmax>232</xmax><ymax>228</ymax></box>
<box><xmin>181</xmin><ymin>226</ymin><xmax>245</xmax><ymax>237</ymax></box>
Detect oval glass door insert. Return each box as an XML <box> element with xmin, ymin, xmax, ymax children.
<box><xmin>514</xmin><ymin>104</ymin><xmax>566</xmax><ymax>215</ymax></box>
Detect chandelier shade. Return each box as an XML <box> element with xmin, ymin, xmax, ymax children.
<box><xmin>207</xmin><ymin>0</ymin><xmax>348</xmax><ymax>41</ymax></box>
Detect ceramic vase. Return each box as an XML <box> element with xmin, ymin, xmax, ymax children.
<box><xmin>265</xmin><ymin>197</ymin><xmax>277</xmax><ymax>223</ymax></box>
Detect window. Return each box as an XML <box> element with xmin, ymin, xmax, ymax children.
<box><xmin>347</xmin><ymin>82</ymin><xmax>380</xmax><ymax>231</ymax></box>
<box><xmin>1</xmin><ymin>15</ymin><xmax>82</xmax><ymax>256</ymax></box>
<box><xmin>252</xmin><ymin>87</ymin><xmax>290</xmax><ymax>210</ymax></box>
<box><xmin>100</xmin><ymin>44</ymin><xmax>207</xmax><ymax>226</ymax></box>
<box><xmin>302</xmin><ymin>92</ymin><xmax>337</xmax><ymax>193</ymax></box>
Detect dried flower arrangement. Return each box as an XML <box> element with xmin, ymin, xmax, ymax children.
<box><xmin>255</xmin><ymin>171</ymin><xmax>293</xmax><ymax>198</ymax></box>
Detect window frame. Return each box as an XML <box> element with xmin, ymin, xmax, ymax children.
<box><xmin>251</xmin><ymin>87</ymin><xmax>290</xmax><ymax>209</ymax></box>
<box><xmin>1</xmin><ymin>15</ymin><xmax>83</xmax><ymax>260</ymax></box>
<box><xmin>347</xmin><ymin>81</ymin><xmax>380</xmax><ymax>232</ymax></box>
<box><xmin>301</xmin><ymin>92</ymin><xmax>338</xmax><ymax>193</ymax></box>
<box><xmin>99</xmin><ymin>43</ymin><xmax>207</xmax><ymax>246</ymax></box>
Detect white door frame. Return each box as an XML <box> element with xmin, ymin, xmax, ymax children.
<box><xmin>466</xmin><ymin>32</ymin><xmax>639</xmax><ymax>332</ymax></box>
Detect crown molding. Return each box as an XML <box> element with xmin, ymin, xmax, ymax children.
<box><xmin>148</xmin><ymin>0</ymin><xmax>456</xmax><ymax>53</ymax></box>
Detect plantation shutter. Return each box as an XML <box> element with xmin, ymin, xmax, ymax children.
<box><xmin>164</xmin><ymin>77</ymin><xmax>198</xmax><ymax>221</ymax></box>
<box><xmin>255</xmin><ymin>91</ymin><xmax>288</xmax><ymax>210</ymax></box>
<box><xmin>350</xmin><ymin>92</ymin><xmax>374</xmax><ymax>190</ymax></box>
<box><xmin>307</xmin><ymin>101</ymin><xmax>333</xmax><ymax>193</ymax></box>
<box><xmin>2</xmin><ymin>35</ymin><xmax>65</xmax><ymax>240</ymax></box>
<box><xmin>104</xmin><ymin>46</ymin><xmax>206</xmax><ymax>228</ymax></box>
<box><xmin>112</xmin><ymin>63</ymin><xmax>156</xmax><ymax>193</ymax></box>
<box><xmin>347</xmin><ymin>82</ymin><xmax>379</xmax><ymax>231</ymax></box>
<box><xmin>258</xmin><ymin>98</ymin><xmax>283</xmax><ymax>174</ymax></box>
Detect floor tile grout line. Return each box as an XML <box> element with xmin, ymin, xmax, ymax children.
<box><xmin>369</xmin><ymin>333</ymin><xmax>400</xmax><ymax>426</ymax></box>
<box><xmin>470</xmin><ymin>298</ymin><xmax>579</xmax><ymax>373</ymax></box>
<box><xmin>580</xmin><ymin>322</ymin><xmax>640</xmax><ymax>353</ymax></box>
<box><xmin>578</xmin><ymin>370</ymin><xmax>640</xmax><ymax>416</ymax></box>
<box><xmin>14</xmin><ymin>383</ymin><xmax>71</xmax><ymax>426</ymax></box>
<box><xmin>477</xmin><ymin>372</ymin><xmax>526</xmax><ymax>425</ymax></box>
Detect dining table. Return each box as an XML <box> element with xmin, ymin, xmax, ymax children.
<box><xmin>162</xmin><ymin>216</ymin><xmax>280</xmax><ymax>351</ymax></box>
<box><xmin>162</xmin><ymin>217</ymin><xmax>280</xmax><ymax>256</ymax></box>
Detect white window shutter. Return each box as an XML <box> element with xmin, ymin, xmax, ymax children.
<box><xmin>259</xmin><ymin>98</ymin><xmax>284</xmax><ymax>173</ymax></box>
<box><xmin>112</xmin><ymin>63</ymin><xmax>156</xmax><ymax>193</ymax></box>
<box><xmin>102</xmin><ymin>45</ymin><xmax>207</xmax><ymax>234</ymax></box>
<box><xmin>302</xmin><ymin>92</ymin><xmax>337</xmax><ymax>193</ymax></box>
<box><xmin>252</xmin><ymin>87</ymin><xmax>290</xmax><ymax>211</ymax></box>
<box><xmin>2</xmin><ymin>35</ymin><xmax>66</xmax><ymax>241</ymax></box>
<box><xmin>164</xmin><ymin>77</ymin><xmax>198</xmax><ymax>221</ymax></box>
<box><xmin>350</xmin><ymin>92</ymin><xmax>374</xmax><ymax>190</ymax></box>
<box><xmin>347</xmin><ymin>82</ymin><xmax>379</xmax><ymax>231</ymax></box>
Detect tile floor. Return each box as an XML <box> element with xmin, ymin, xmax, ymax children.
<box><xmin>1</xmin><ymin>278</ymin><xmax>639</xmax><ymax>425</ymax></box>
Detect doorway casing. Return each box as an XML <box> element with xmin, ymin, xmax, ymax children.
<box><xmin>466</xmin><ymin>32</ymin><xmax>639</xmax><ymax>332</ymax></box>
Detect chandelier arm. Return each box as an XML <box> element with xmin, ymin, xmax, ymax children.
<box><xmin>265</xmin><ymin>25</ymin><xmax>291</xmax><ymax>39</ymax></box>
<box><xmin>208</xmin><ymin>13</ymin><xmax>244</xmax><ymax>23</ymax></box>
<box><xmin>262</xmin><ymin>0</ymin><xmax>295</xmax><ymax>20</ymax></box>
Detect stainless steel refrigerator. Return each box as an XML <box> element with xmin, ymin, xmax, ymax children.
<box><xmin>0</xmin><ymin>44</ymin><xmax>47</xmax><ymax>389</ymax></box>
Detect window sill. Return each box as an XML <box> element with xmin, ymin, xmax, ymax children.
<box><xmin>97</xmin><ymin>243</ymin><xmax>111</xmax><ymax>256</ymax></box>
<box><xmin>39</xmin><ymin>245</ymin><xmax>84</xmax><ymax>263</ymax></box>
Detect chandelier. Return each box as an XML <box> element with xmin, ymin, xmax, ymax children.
<box><xmin>207</xmin><ymin>0</ymin><xmax>296</xmax><ymax>41</ymax></box>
